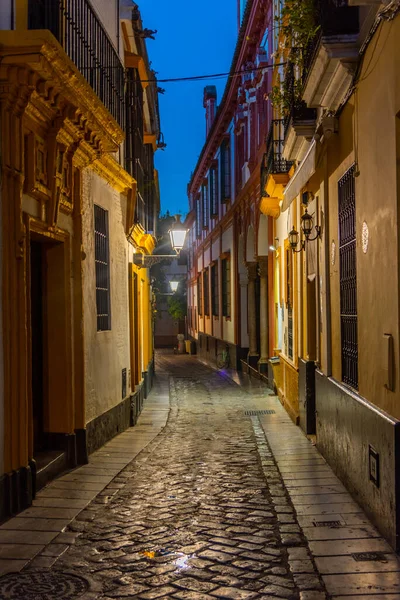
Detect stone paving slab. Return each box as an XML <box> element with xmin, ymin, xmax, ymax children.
<box><xmin>323</xmin><ymin>572</ymin><xmax>400</xmax><ymax>595</ymax></box>
<box><xmin>315</xmin><ymin>554</ymin><xmax>400</xmax><ymax>574</ymax></box>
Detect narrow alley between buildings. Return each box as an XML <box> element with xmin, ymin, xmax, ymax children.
<box><xmin>0</xmin><ymin>352</ymin><xmax>399</xmax><ymax>600</ymax></box>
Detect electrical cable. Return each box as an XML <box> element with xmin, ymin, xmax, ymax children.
<box><xmin>139</xmin><ymin>61</ymin><xmax>288</xmax><ymax>84</ymax></box>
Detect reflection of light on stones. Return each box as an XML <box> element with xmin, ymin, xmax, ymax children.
<box><xmin>175</xmin><ymin>553</ymin><xmax>191</xmax><ymax>570</ymax></box>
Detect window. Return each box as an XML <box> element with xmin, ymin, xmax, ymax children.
<box><xmin>197</xmin><ymin>275</ymin><xmax>203</xmax><ymax>316</ymax></box>
<box><xmin>220</xmin><ymin>138</ymin><xmax>231</xmax><ymax>202</ymax></box>
<box><xmin>210</xmin><ymin>166</ymin><xmax>219</xmax><ymax>217</ymax></box>
<box><xmin>211</xmin><ymin>263</ymin><xmax>219</xmax><ymax>316</ymax></box>
<box><xmin>196</xmin><ymin>195</ymin><xmax>202</xmax><ymax>238</ymax></box>
<box><xmin>202</xmin><ymin>184</ymin><xmax>209</xmax><ymax>229</ymax></box>
<box><xmin>339</xmin><ymin>165</ymin><xmax>358</xmax><ymax>389</ymax></box>
<box><xmin>94</xmin><ymin>205</ymin><xmax>111</xmax><ymax>331</ymax></box>
<box><xmin>222</xmin><ymin>256</ymin><xmax>231</xmax><ymax>317</ymax></box>
<box><xmin>204</xmin><ymin>268</ymin><xmax>210</xmax><ymax>316</ymax></box>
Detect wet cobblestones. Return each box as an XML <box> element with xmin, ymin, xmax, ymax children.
<box><xmin>49</xmin><ymin>361</ymin><xmax>326</xmax><ymax>599</ymax></box>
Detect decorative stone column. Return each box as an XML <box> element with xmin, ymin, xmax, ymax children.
<box><xmin>258</xmin><ymin>257</ymin><xmax>269</xmax><ymax>374</ymax></box>
<box><xmin>246</xmin><ymin>262</ymin><xmax>259</xmax><ymax>368</ymax></box>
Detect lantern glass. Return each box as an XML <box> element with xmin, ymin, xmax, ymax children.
<box><xmin>169</xmin><ymin>215</ymin><xmax>188</xmax><ymax>254</ymax></box>
<box><xmin>169</xmin><ymin>280</ymin><xmax>179</xmax><ymax>293</ymax></box>
<box><xmin>301</xmin><ymin>210</ymin><xmax>314</xmax><ymax>238</ymax></box>
<box><xmin>289</xmin><ymin>227</ymin><xmax>299</xmax><ymax>249</ymax></box>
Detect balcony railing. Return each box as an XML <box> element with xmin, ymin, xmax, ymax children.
<box><xmin>265</xmin><ymin>119</ymin><xmax>293</xmax><ymax>175</ymax></box>
<box><xmin>283</xmin><ymin>63</ymin><xmax>317</xmax><ymax>139</ymax></box>
<box><xmin>28</xmin><ymin>0</ymin><xmax>125</xmax><ymax>129</ymax></box>
<box><xmin>303</xmin><ymin>0</ymin><xmax>359</xmax><ymax>83</ymax></box>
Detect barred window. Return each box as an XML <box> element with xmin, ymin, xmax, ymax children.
<box><xmin>210</xmin><ymin>167</ymin><xmax>219</xmax><ymax>217</ymax></box>
<box><xmin>222</xmin><ymin>256</ymin><xmax>231</xmax><ymax>317</ymax></box>
<box><xmin>197</xmin><ymin>275</ymin><xmax>203</xmax><ymax>316</ymax></box>
<box><xmin>204</xmin><ymin>268</ymin><xmax>210</xmax><ymax>316</ymax></box>
<box><xmin>211</xmin><ymin>262</ymin><xmax>219</xmax><ymax>316</ymax></box>
<box><xmin>339</xmin><ymin>165</ymin><xmax>358</xmax><ymax>389</ymax></box>
<box><xmin>94</xmin><ymin>205</ymin><xmax>111</xmax><ymax>331</ymax></box>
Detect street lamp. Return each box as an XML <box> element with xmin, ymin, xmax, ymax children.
<box><xmin>169</xmin><ymin>280</ymin><xmax>179</xmax><ymax>293</ymax></box>
<box><xmin>169</xmin><ymin>215</ymin><xmax>187</xmax><ymax>255</ymax></box>
<box><xmin>133</xmin><ymin>214</ymin><xmax>188</xmax><ymax>269</ymax></box>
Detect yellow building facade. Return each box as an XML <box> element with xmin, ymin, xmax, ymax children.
<box><xmin>268</xmin><ymin>1</ymin><xmax>400</xmax><ymax>550</ymax></box>
<box><xmin>0</xmin><ymin>0</ymin><xmax>159</xmax><ymax>519</ymax></box>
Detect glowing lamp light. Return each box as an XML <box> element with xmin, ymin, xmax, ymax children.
<box><xmin>169</xmin><ymin>280</ymin><xmax>179</xmax><ymax>293</ymax></box>
<box><xmin>169</xmin><ymin>215</ymin><xmax>188</xmax><ymax>254</ymax></box>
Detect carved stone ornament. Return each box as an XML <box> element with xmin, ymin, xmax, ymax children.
<box><xmin>24</xmin><ymin>133</ymin><xmax>50</xmax><ymax>201</ymax></box>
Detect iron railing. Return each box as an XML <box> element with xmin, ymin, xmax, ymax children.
<box><xmin>262</xmin><ymin>119</ymin><xmax>293</xmax><ymax>188</ymax></box>
<box><xmin>283</xmin><ymin>63</ymin><xmax>317</xmax><ymax>138</ymax></box>
<box><xmin>28</xmin><ymin>0</ymin><xmax>125</xmax><ymax>129</ymax></box>
<box><xmin>303</xmin><ymin>0</ymin><xmax>359</xmax><ymax>85</ymax></box>
<box><xmin>339</xmin><ymin>165</ymin><xmax>358</xmax><ymax>389</ymax></box>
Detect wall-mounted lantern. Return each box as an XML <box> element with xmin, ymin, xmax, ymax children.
<box><xmin>289</xmin><ymin>201</ymin><xmax>321</xmax><ymax>253</ymax></box>
<box><xmin>134</xmin><ymin>215</ymin><xmax>188</xmax><ymax>268</ymax></box>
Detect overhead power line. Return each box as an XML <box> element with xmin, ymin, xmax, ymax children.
<box><xmin>140</xmin><ymin>60</ymin><xmax>287</xmax><ymax>84</ymax></box>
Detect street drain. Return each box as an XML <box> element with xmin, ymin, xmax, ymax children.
<box><xmin>313</xmin><ymin>520</ymin><xmax>342</xmax><ymax>528</ymax></box>
<box><xmin>0</xmin><ymin>571</ymin><xmax>90</xmax><ymax>599</ymax></box>
<box><xmin>245</xmin><ymin>409</ymin><xmax>276</xmax><ymax>416</ymax></box>
<box><xmin>352</xmin><ymin>552</ymin><xmax>388</xmax><ymax>562</ymax></box>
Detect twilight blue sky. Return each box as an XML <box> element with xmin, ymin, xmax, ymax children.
<box><xmin>140</xmin><ymin>0</ymin><xmax>238</xmax><ymax>217</ymax></box>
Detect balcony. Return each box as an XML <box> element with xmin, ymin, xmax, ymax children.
<box><xmin>282</xmin><ymin>64</ymin><xmax>317</xmax><ymax>162</ymax></box>
<box><xmin>283</xmin><ymin>102</ymin><xmax>317</xmax><ymax>163</ymax></box>
<box><xmin>28</xmin><ymin>0</ymin><xmax>125</xmax><ymax>129</ymax></box>
<box><xmin>260</xmin><ymin>120</ymin><xmax>293</xmax><ymax>218</ymax></box>
<box><xmin>302</xmin><ymin>0</ymin><xmax>359</xmax><ymax>111</ymax></box>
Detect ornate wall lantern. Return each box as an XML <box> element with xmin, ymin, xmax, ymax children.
<box><xmin>134</xmin><ymin>215</ymin><xmax>188</xmax><ymax>268</ymax></box>
<box><xmin>289</xmin><ymin>203</ymin><xmax>321</xmax><ymax>253</ymax></box>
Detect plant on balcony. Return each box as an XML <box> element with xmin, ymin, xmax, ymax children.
<box><xmin>271</xmin><ymin>0</ymin><xmax>319</xmax><ymax>114</ymax></box>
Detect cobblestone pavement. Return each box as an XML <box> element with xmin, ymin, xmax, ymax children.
<box><xmin>49</xmin><ymin>355</ymin><xmax>325</xmax><ymax>600</ymax></box>
<box><xmin>2</xmin><ymin>353</ymin><xmax>399</xmax><ymax>599</ymax></box>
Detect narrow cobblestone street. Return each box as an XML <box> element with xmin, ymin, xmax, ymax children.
<box><xmin>57</xmin><ymin>355</ymin><xmax>308</xmax><ymax>600</ymax></box>
<box><xmin>0</xmin><ymin>353</ymin><xmax>400</xmax><ymax>599</ymax></box>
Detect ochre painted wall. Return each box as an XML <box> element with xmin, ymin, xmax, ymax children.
<box><xmin>327</xmin><ymin>17</ymin><xmax>400</xmax><ymax>417</ymax></box>
<box><xmin>82</xmin><ymin>170</ymin><xmax>130</xmax><ymax>424</ymax></box>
